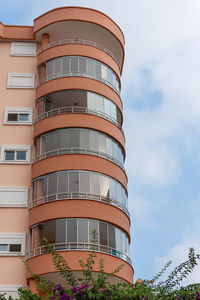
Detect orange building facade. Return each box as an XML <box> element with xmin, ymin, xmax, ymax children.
<box><xmin>0</xmin><ymin>7</ymin><xmax>133</xmax><ymax>298</ymax></box>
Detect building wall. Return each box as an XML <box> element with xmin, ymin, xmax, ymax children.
<box><xmin>0</xmin><ymin>7</ymin><xmax>133</xmax><ymax>296</ymax></box>
<box><xmin>0</xmin><ymin>41</ymin><xmax>36</xmax><ymax>288</ymax></box>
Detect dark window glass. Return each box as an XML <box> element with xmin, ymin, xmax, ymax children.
<box><xmin>9</xmin><ymin>244</ymin><xmax>21</xmax><ymax>252</ymax></box>
<box><xmin>69</xmin><ymin>172</ymin><xmax>79</xmax><ymax>192</ymax></box>
<box><xmin>5</xmin><ymin>151</ymin><xmax>15</xmax><ymax>160</ymax></box>
<box><xmin>42</xmin><ymin>176</ymin><xmax>47</xmax><ymax>196</ymax></box>
<box><xmin>69</xmin><ymin>129</ymin><xmax>79</xmax><ymax>148</ymax></box>
<box><xmin>99</xmin><ymin>222</ymin><xmax>108</xmax><ymax>246</ymax></box>
<box><xmin>16</xmin><ymin>151</ymin><xmax>26</xmax><ymax>160</ymax></box>
<box><xmin>41</xmin><ymin>220</ymin><xmax>56</xmax><ymax>245</ymax></box>
<box><xmin>67</xmin><ymin>219</ymin><xmax>77</xmax><ymax>242</ymax></box>
<box><xmin>56</xmin><ymin>219</ymin><xmax>66</xmax><ymax>243</ymax></box>
<box><xmin>48</xmin><ymin>173</ymin><xmax>57</xmax><ymax>195</ymax></box>
<box><xmin>7</xmin><ymin>114</ymin><xmax>18</xmax><ymax>121</ymax></box>
<box><xmin>19</xmin><ymin>114</ymin><xmax>29</xmax><ymax>121</ymax></box>
<box><xmin>117</xmin><ymin>108</ymin><xmax>122</xmax><ymax>125</ymax></box>
<box><xmin>108</xmin><ymin>224</ymin><xmax>116</xmax><ymax>248</ymax></box>
<box><xmin>46</xmin><ymin>61</ymin><xmax>54</xmax><ymax>77</ymax></box>
<box><xmin>58</xmin><ymin>172</ymin><xmax>68</xmax><ymax>193</ymax></box>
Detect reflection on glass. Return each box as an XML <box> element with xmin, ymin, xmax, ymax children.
<box><xmin>32</xmin><ymin>170</ymin><xmax>128</xmax><ymax>212</ymax></box>
<box><xmin>36</xmin><ymin>90</ymin><xmax>122</xmax><ymax>127</ymax></box>
<box><xmin>30</xmin><ymin>218</ymin><xmax>130</xmax><ymax>262</ymax></box>
<box><xmin>39</xmin><ymin>56</ymin><xmax>120</xmax><ymax>92</ymax></box>
<box><xmin>35</xmin><ymin>128</ymin><xmax>124</xmax><ymax>168</ymax></box>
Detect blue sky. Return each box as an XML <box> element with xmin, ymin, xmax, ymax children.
<box><xmin>1</xmin><ymin>0</ymin><xmax>200</xmax><ymax>284</ymax></box>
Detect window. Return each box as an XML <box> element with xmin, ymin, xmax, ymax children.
<box><xmin>7</xmin><ymin>73</ymin><xmax>35</xmax><ymax>88</ymax></box>
<box><xmin>1</xmin><ymin>145</ymin><xmax>31</xmax><ymax>164</ymax></box>
<box><xmin>4</xmin><ymin>108</ymin><xmax>32</xmax><ymax>125</ymax></box>
<box><xmin>10</xmin><ymin>42</ymin><xmax>36</xmax><ymax>56</ymax></box>
<box><xmin>0</xmin><ymin>233</ymin><xmax>25</xmax><ymax>256</ymax></box>
<box><xmin>0</xmin><ymin>286</ymin><xmax>22</xmax><ymax>300</ymax></box>
<box><xmin>0</xmin><ymin>187</ymin><xmax>28</xmax><ymax>207</ymax></box>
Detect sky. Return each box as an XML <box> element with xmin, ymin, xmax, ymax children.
<box><xmin>1</xmin><ymin>0</ymin><xmax>200</xmax><ymax>285</ymax></box>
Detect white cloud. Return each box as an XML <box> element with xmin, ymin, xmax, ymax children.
<box><xmin>155</xmin><ymin>230</ymin><xmax>200</xmax><ymax>285</ymax></box>
<box><xmin>129</xmin><ymin>195</ymin><xmax>157</xmax><ymax>229</ymax></box>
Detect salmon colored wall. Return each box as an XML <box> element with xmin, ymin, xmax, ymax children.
<box><xmin>0</xmin><ymin>208</ymin><xmax>29</xmax><ymax>232</ymax></box>
<box><xmin>34</xmin><ymin>114</ymin><xmax>125</xmax><ymax>151</ymax></box>
<box><xmin>36</xmin><ymin>77</ymin><xmax>123</xmax><ymax>111</ymax></box>
<box><xmin>0</xmin><ymin>23</ymin><xmax>34</xmax><ymax>40</ymax></box>
<box><xmin>0</xmin><ymin>22</ymin><xmax>4</xmax><ymax>38</ymax></box>
<box><xmin>32</xmin><ymin>155</ymin><xmax>127</xmax><ymax>189</ymax></box>
<box><xmin>29</xmin><ymin>200</ymin><xmax>130</xmax><ymax>238</ymax></box>
<box><xmin>0</xmin><ymin>258</ymin><xmax>27</xmax><ymax>285</ymax></box>
<box><xmin>27</xmin><ymin>252</ymin><xmax>133</xmax><ymax>283</ymax></box>
<box><xmin>0</xmin><ymin>41</ymin><xmax>36</xmax><ymax>287</ymax></box>
<box><xmin>37</xmin><ymin>44</ymin><xmax>121</xmax><ymax>78</ymax></box>
<box><xmin>33</xmin><ymin>7</ymin><xmax>125</xmax><ymax>46</ymax></box>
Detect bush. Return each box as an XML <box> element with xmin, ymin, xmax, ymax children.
<box><xmin>1</xmin><ymin>232</ymin><xmax>200</xmax><ymax>299</ymax></box>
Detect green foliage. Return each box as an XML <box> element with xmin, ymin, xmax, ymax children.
<box><xmin>1</xmin><ymin>234</ymin><xmax>200</xmax><ymax>300</ymax></box>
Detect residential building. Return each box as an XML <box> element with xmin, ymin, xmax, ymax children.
<box><xmin>0</xmin><ymin>7</ymin><xmax>133</xmax><ymax>298</ymax></box>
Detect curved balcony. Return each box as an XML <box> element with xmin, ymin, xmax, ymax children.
<box><xmin>38</xmin><ymin>38</ymin><xmax>120</xmax><ymax>67</ymax></box>
<box><xmin>32</xmin><ymin>155</ymin><xmax>127</xmax><ymax>189</ymax></box>
<box><xmin>34</xmin><ymin>128</ymin><xmax>125</xmax><ymax>170</ymax></box>
<box><xmin>36</xmin><ymin>89</ymin><xmax>122</xmax><ymax>129</ymax></box>
<box><xmin>34</xmin><ymin>147</ymin><xmax>125</xmax><ymax>171</ymax></box>
<box><xmin>27</xmin><ymin>242</ymin><xmax>131</xmax><ymax>265</ymax></box>
<box><xmin>31</xmin><ymin>192</ymin><xmax>129</xmax><ymax>216</ymax></box>
<box><xmin>33</xmin><ymin>7</ymin><xmax>125</xmax><ymax>72</ymax></box>
<box><xmin>36</xmin><ymin>106</ymin><xmax>122</xmax><ymax>130</ymax></box>
<box><xmin>36</xmin><ymin>77</ymin><xmax>123</xmax><ymax>111</ymax></box>
<box><xmin>32</xmin><ymin>170</ymin><xmax>128</xmax><ymax>213</ymax></box>
<box><xmin>28</xmin><ymin>218</ymin><xmax>131</xmax><ymax>265</ymax></box>
<box><xmin>37</xmin><ymin>56</ymin><xmax>120</xmax><ymax>94</ymax></box>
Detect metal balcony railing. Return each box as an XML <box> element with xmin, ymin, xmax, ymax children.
<box><xmin>37</xmin><ymin>72</ymin><xmax>119</xmax><ymax>94</ymax></box>
<box><xmin>38</xmin><ymin>38</ymin><xmax>120</xmax><ymax>67</ymax></box>
<box><xmin>36</xmin><ymin>105</ymin><xmax>122</xmax><ymax>130</ymax></box>
<box><xmin>31</xmin><ymin>192</ymin><xmax>129</xmax><ymax>217</ymax></box>
<box><xmin>34</xmin><ymin>147</ymin><xmax>125</xmax><ymax>171</ymax></box>
<box><xmin>27</xmin><ymin>241</ymin><xmax>131</xmax><ymax>265</ymax></box>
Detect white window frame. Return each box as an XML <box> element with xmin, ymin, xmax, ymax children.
<box><xmin>0</xmin><ymin>286</ymin><xmax>22</xmax><ymax>300</ymax></box>
<box><xmin>10</xmin><ymin>42</ymin><xmax>36</xmax><ymax>56</ymax></box>
<box><xmin>4</xmin><ymin>107</ymin><xmax>33</xmax><ymax>125</ymax></box>
<box><xmin>0</xmin><ymin>187</ymin><xmax>28</xmax><ymax>207</ymax></box>
<box><xmin>0</xmin><ymin>145</ymin><xmax>31</xmax><ymax>164</ymax></box>
<box><xmin>0</xmin><ymin>233</ymin><xmax>26</xmax><ymax>256</ymax></box>
<box><xmin>7</xmin><ymin>73</ymin><xmax>35</xmax><ymax>89</ymax></box>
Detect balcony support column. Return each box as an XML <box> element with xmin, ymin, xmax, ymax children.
<box><xmin>41</xmin><ymin>33</ymin><xmax>50</xmax><ymax>48</ymax></box>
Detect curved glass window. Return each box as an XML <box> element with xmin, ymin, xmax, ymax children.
<box><xmin>29</xmin><ymin>218</ymin><xmax>131</xmax><ymax>264</ymax></box>
<box><xmin>36</xmin><ymin>90</ymin><xmax>122</xmax><ymax>128</ymax></box>
<box><xmin>38</xmin><ymin>56</ymin><xmax>120</xmax><ymax>93</ymax></box>
<box><xmin>34</xmin><ymin>128</ymin><xmax>124</xmax><ymax>168</ymax></box>
<box><xmin>32</xmin><ymin>170</ymin><xmax>128</xmax><ymax>214</ymax></box>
